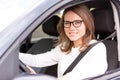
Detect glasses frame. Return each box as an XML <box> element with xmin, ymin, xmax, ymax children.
<box><xmin>64</xmin><ymin>20</ymin><xmax>83</xmax><ymax>28</ymax></box>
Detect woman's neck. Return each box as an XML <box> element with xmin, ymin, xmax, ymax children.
<box><xmin>73</xmin><ymin>39</ymin><xmax>82</xmax><ymax>48</ymax></box>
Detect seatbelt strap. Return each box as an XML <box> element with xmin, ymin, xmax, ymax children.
<box><xmin>63</xmin><ymin>42</ymin><xmax>99</xmax><ymax>75</ymax></box>
<box><xmin>63</xmin><ymin>31</ymin><xmax>116</xmax><ymax>75</ymax></box>
<box><xmin>102</xmin><ymin>31</ymin><xmax>116</xmax><ymax>41</ymax></box>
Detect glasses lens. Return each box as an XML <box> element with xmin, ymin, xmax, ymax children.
<box><xmin>73</xmin><ymin>20</ymin><xmax>82</xmax><ymax>28</ymax></box>
<box><xmin>64</xmin><ymin>21</ymin><xmax>71</xmax><ymax>28</ymax></box>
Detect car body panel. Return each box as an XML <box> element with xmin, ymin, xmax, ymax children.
<box><xmin>111</xmin><ymin>0</ymin><xmax>120</xmax><ymax>62</ymax></box>
<box><xmin>0</xmin><ymin>0</ymin><xmax>120</xmax><ymax>80</ymax></box>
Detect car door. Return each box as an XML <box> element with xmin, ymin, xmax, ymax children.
<box><xmin>18</xmin><ymin>0</ymin><xmax>120</xmax><ymax>79</ymax></box>
<box><xmin>0</xmin><ymin>0</ymin><xmax>120</xmax><ymax>80</ymax></box>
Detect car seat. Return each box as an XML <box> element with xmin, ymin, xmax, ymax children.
<box><xmin>27</xmin><ymin>15</ymin><xmax>60</xmax><ymax>77</ymax></box>
<box><xmin>27</xmin><ymin>15</ymin><xmax>59</xmax><ymax>54</ymax></box>
<box><xmin>91</xmin><ymin>8</ymin><xmax>119</xmax><ymax>71</ymax></box>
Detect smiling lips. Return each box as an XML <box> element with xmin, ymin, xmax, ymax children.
<box><xmin>69</xmin><ymin>31</ymin><xmax>78</xmax><ymax>36</ymax></box>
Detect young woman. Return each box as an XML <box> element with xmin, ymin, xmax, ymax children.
<box><xmin>19</xmin><ymin>4</ymin><xmax>108</xmax><ymax>80</ymax></box>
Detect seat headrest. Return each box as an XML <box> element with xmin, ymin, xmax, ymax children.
<box><xmin>42</xmin><ymin>15</ymin><xmax>60</xmax><ymax>37</ymax></box>
<box><xmin>92</xmin><ymin>9</ymin><xmax>115</xmax><ymax>35</ymax></box>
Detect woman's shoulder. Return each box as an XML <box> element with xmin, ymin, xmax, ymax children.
<box><xmin>89</xmin><ymin>39</ymin><xmax>97</xmax><ymax>44</ymax></box>
<box><xmin>90</xmin><ymin>39</ymin><xmax>104</xmax><ymax>45</ymax></box>
<box><xmin>89</xmin><ymin>39</ymin><xmax>106</xmax><ymax>50</ymax></box>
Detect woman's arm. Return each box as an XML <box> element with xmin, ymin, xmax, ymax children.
<box><xmin>19</xmin><ymin>46</ymin><xmax>61</xmax><ymax>67</ymax></box>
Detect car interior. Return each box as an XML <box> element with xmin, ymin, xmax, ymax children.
<box><xmin>19</xmin><ymin>0</ymin><xmax>119</xmax><ymax>79</ymax></box>
<box><xmin>91</xmin><ymin>4</ymin><xmax>118</xmax><ymax>71</ymax></box>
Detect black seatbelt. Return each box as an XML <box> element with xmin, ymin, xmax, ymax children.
<box><xmin>63</xmin><ymin>42</ymin><xmax>99</xmax><ymax>75</ymax></box>
<box><xmin>63</xmin><ymin>31</ymin><xmax>116</xmax><ymax>75</ymax></box>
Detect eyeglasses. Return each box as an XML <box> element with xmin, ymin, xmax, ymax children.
<box><xmin>64</xmin><ymin>20</ymin><xmax>83</xmax><ymax>28</ymax></box>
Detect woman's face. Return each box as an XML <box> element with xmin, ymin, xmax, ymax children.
<box><xmin>64</xmin><ymin>10</ymin><xmax>86</xmax><ymax>46</ymax></box>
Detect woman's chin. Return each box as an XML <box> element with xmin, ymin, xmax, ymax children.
<box><xmin>69</xmin><ymin>38</ymin><xmax>77</xmax><ymax>41</ymax></box>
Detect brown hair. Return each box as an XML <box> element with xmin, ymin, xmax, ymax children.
<box><xmin>57</xmin><ymin>4</ymin><xmax>95</xmax><ymax>53</ymax></box>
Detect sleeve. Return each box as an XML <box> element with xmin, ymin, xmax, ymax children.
<box><xmin>64</xmin><ymin>42</ymin><xmax>108</xmax><ymax>80</ymax></box>
<box><xmin>19</xmin><ymin>45</ymin><xmax>61</xmax><ymax>67</ymax></box>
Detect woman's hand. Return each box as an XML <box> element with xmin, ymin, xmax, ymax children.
<box><xmin>26</xmin><ymin>65</ymin><xmax>36</xmax><ymax>74</ymax></box>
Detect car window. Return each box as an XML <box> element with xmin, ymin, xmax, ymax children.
<box><xmin>31</xmin><ymin>25</ymin><xmax>49</xmax><ymax>43</ymax></box>
<box><xmin>18</xmin><ymin>0</ymin><xmax>120</xmax><ymax>79</ymax></box>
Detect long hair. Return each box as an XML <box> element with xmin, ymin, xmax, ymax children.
<box><xmin>57</xmin><ymin>4</ymin><xmax>95</xmax><ymax>53</ymax></box>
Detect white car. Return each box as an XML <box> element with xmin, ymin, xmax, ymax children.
<box><xmin>0</xmin><ymin>0</ymin><xmax>120</xmax><ymax>80</ymax></box>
